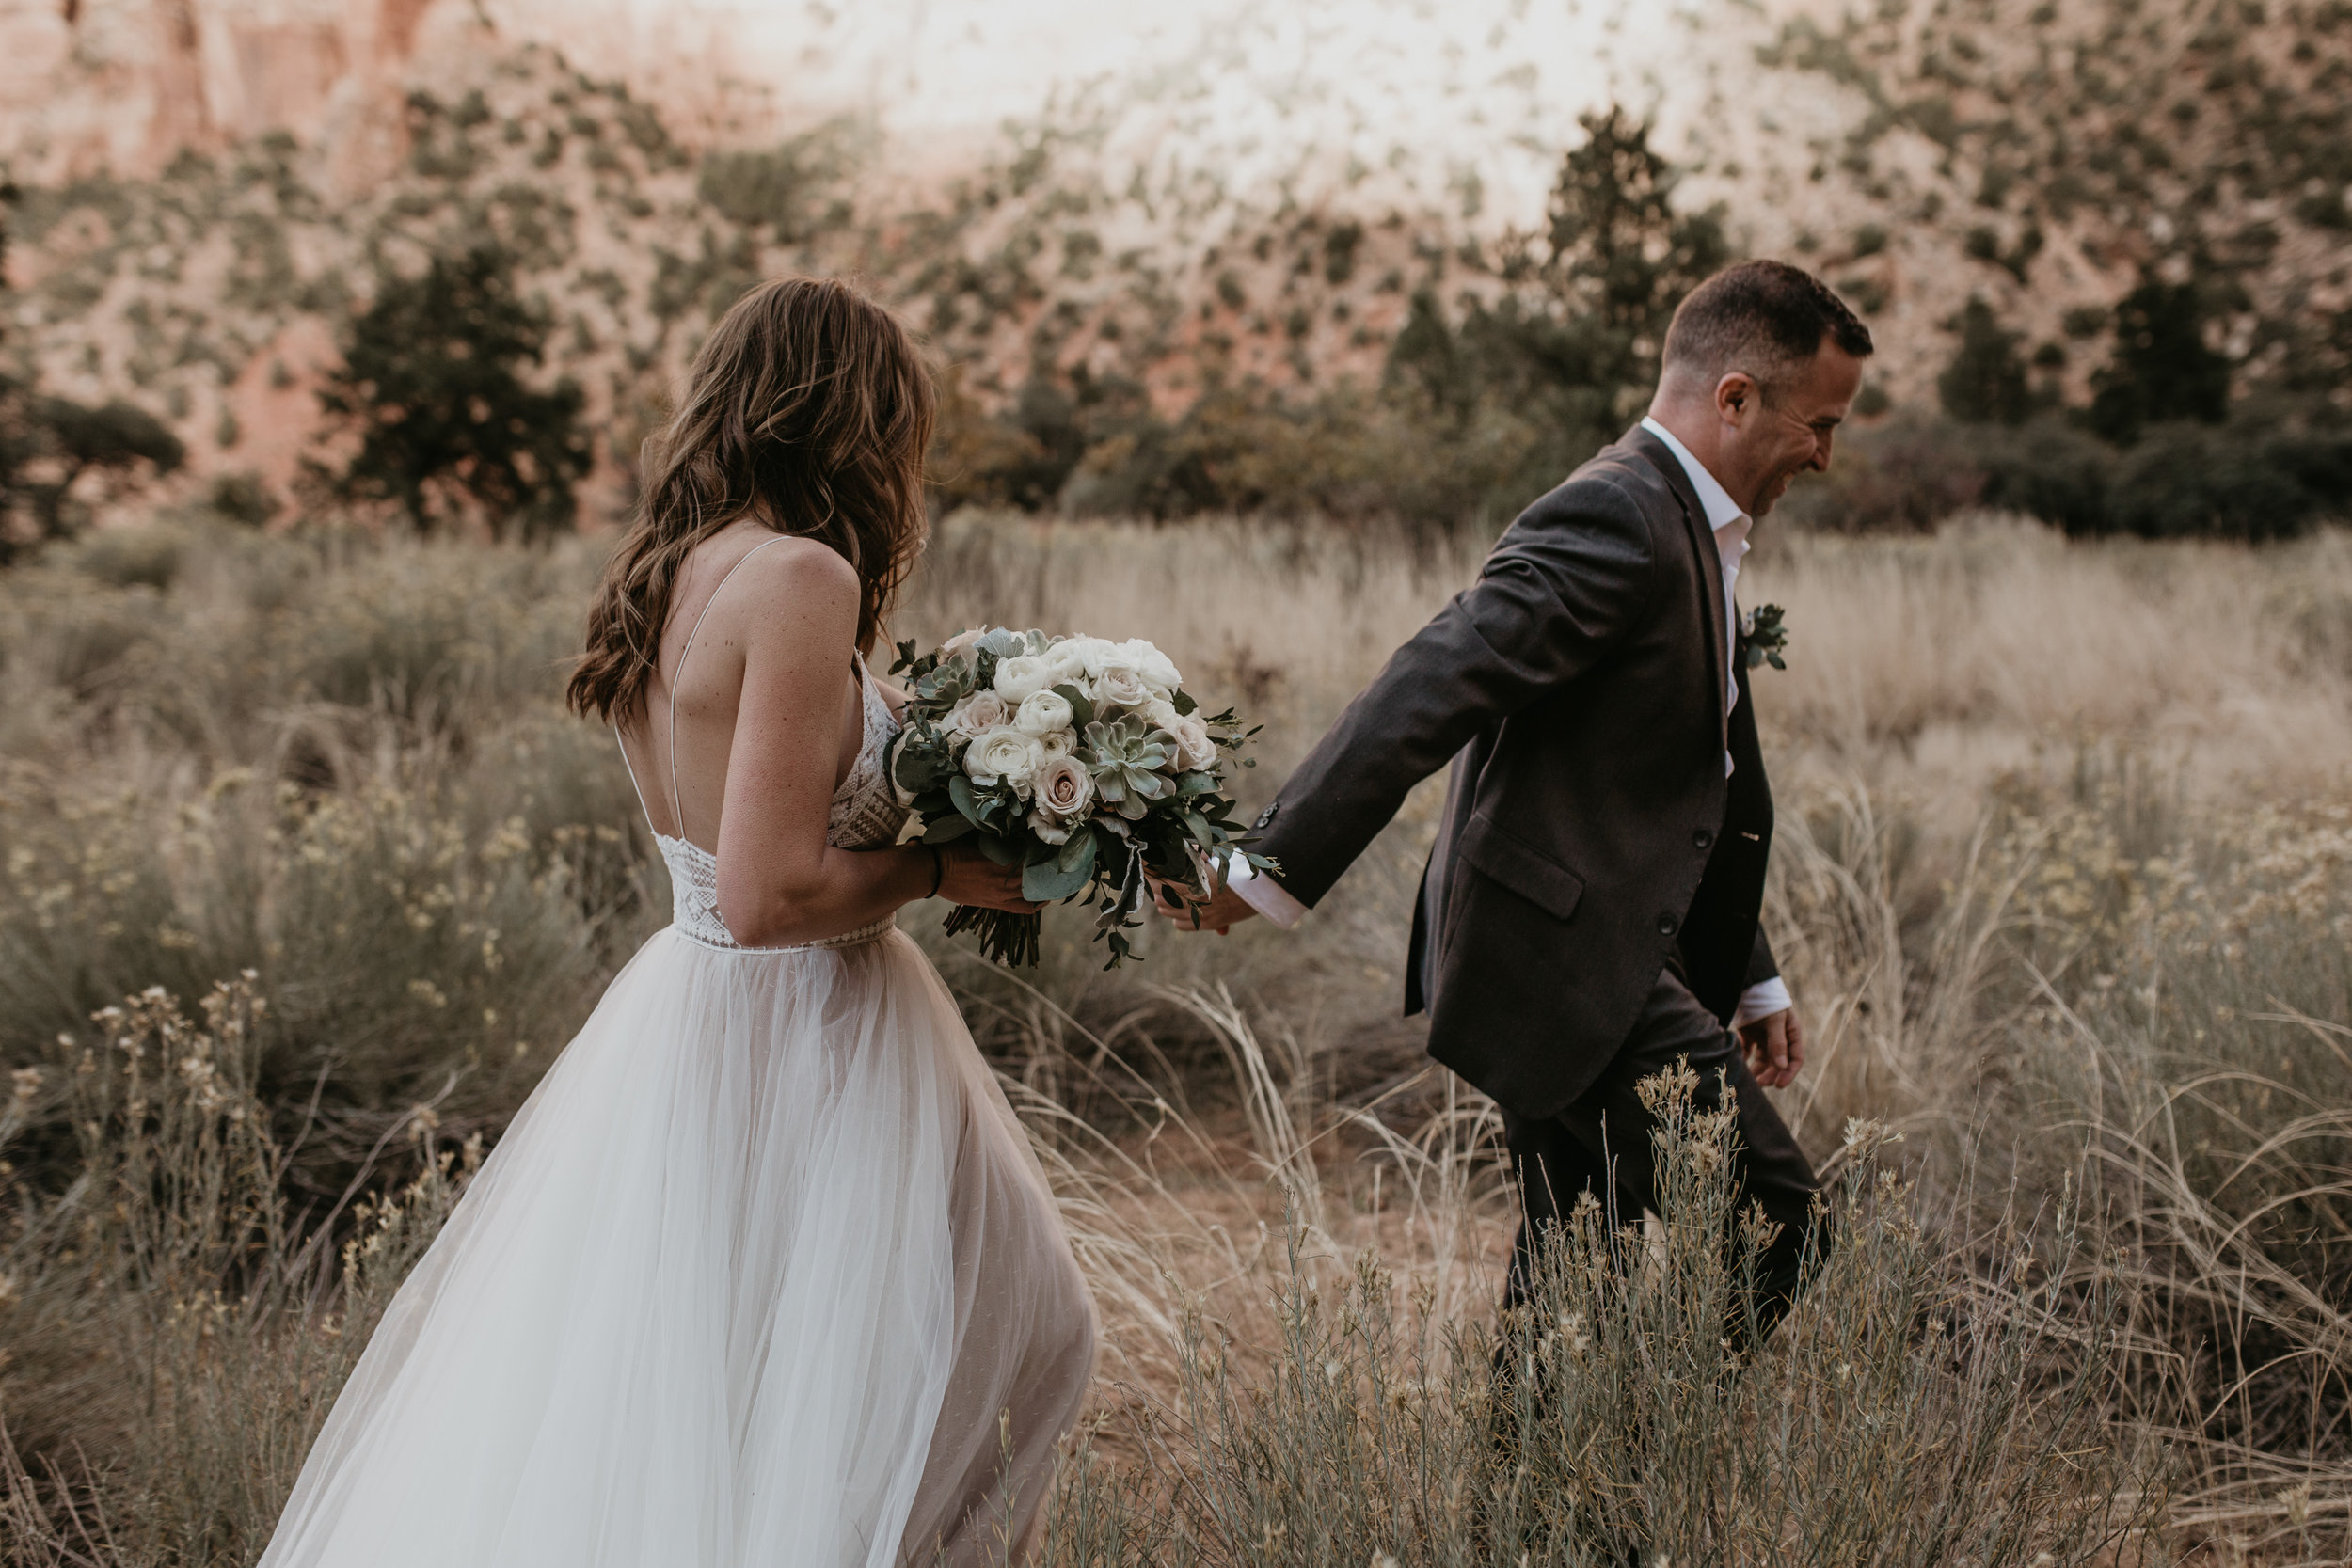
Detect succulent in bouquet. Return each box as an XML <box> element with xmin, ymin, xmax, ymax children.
<box><xmin>885</xmin><ymin>627</ymin><xmax>1273</xmax><ymax>966</ymax></box>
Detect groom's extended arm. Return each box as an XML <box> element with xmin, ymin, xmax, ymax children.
<box><xmin>1241</xmin><ymin>477</ymin><xmax>1660</xmax><ymax>913</ymax></box>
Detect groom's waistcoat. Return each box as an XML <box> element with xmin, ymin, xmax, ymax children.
<box><xmin>1252</xmin><ymin>426</ymin><xmax>1776</xmax><ymax>1121</ymax></box>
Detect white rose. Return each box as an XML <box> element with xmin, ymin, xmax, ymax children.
<box><xmin>1042</xmin><ymin>639</ymin><xmax>1095</xmax><ymax>688</ymax></box>
<box><xmin>1026</xmin><ymin>807</ymin><xmax>1072</xmax><ymax>845</ymax></box>
<box><xmin>1092</xmin><ymin>664</ymin><xmax>1153</xmax><ymax>711</ymax></box>
<box><xmin>1014</xmin><ymin>689</ymin><xmax>1073</xmax><ymax>736</ymax></box>
<box><xmin>1037</xmin><ymin>727</ymin><xmax>1078</xmax><ymax>761</ymax></box>
<box><xmin>1139</xmin><ymin>697</ymin><xmax>1181</xmax><ymax>730</ymax></box>
<box><xmin>1118</xmin><ymin>639</ymin><xmax>1183</xmax><ymax>694</ymax></box>
<box><xmin>1063</xmin><ymin>636</ymin><xmax>1120</xmax><ymax>679</ymax></box>
<box><xmin>1033</xmin><ymin>753</ymin><xmax>1096</xmax><ymax>822</ymax></box>
<box><xmin>1162</xmin><ymin>713</ymin><xmax>1219</xmax><ymax>771</ymax></box>
<box><xmin>993</xmin><ymin>653</ymin><xmax>1055</xmax><ymax>705</ymax></box>
<box><xmin>945</xmin><ymin>690</ymin><xmax>1009</xmax><ymax>739</ymax></box>
<box><xmin>963</xmin><ymin>726</ymin><xmax>1046</xmax><ymax>794</ymax></box>
<box><xmin>941</xmin><ymin>626</ymin><xmax>990</xmax><ymax>658</ymax></box>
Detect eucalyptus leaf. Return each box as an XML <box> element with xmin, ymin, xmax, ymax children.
<box><xmin>921</xmin><ymin>815</ymin><xmax>976</xmax><ymax>845</ymax></box>
<box><xmin>1023</xmin><ymin>851</ymin><xmax>1094</xmax><ymax>903</ymax></box>
<box><xmin>947</xmin><ymin>773</ymin><xmax>986</xmax><ymax>828</ymax></box>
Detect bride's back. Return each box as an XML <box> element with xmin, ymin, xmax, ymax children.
<box><xmin>566</xmin><ymin>277</ymin><xmax>935</xmax><ymax>948</ymax></box>
<box><xmin>614</xmin><ymin>524</ymin><xmax>875</xmax><ymax>853</ymax></box>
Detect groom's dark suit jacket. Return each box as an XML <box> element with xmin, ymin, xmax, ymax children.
<box><xmin>1252</xmin><ymin>424</ymin><xmax>1778</xmax><ymax>1122</ymax></box>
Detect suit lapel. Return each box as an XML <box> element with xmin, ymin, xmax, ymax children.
<box><xmin>1622</xmin><ymin>426</ymin><xmax>1731</xmax><ymax>752</ymax></box>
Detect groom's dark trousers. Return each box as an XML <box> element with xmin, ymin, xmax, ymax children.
<box><xmin>1498</xmin><ymin>954</ymin><xmax>1825</xmax><ymax>1350</ymax></box>
<box><xmin>1248</xmin><ymin>424</ymin><xmax>1828</xmax><ymax>1339</ymax></box>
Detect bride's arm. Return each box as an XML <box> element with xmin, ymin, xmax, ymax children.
<box><xmin>712</xmin><ymin>545</ymin><xmax>1029</xmax><ymax>947</ymax></box>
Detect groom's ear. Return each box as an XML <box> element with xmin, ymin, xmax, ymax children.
<box><xmin>1715</xmin><ymin>370</ymin><xmax>1761</xmax><ymax>426</ymax></box>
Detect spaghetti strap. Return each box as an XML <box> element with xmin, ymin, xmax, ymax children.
<box><xmin>660</xmin><ymin>534</ymin><xmax>792</xmax><ymax>836</ymax></box>
<box><xmin>613</xmin><ymin>731</ymin><xmax>657</xmax><ymax>838</ymax></box>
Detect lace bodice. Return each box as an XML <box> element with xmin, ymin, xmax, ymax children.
<box><xmin>617</xmin><ymin>537</ymin><xmax>910</xmax><ymax>954</ymax></box>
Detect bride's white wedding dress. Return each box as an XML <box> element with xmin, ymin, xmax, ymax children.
<box><xmin>260</xmin><ymin>560</ymin><xmax>1097</xmax><ymax>1568</ymax></box>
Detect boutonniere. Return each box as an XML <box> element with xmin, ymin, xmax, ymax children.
<box><xmin>1739</xmin><ymin>604</ymin><xmax>1789</xmax><ymax>672</ymax></box>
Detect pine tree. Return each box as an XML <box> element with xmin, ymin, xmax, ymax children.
<box><xmin>319</xmin><ymin>245</ymin><xmax>590</xmax><ymax>540</ymax></box>
<box><xmin>2086</xmin><ymin>275</ymin><xmax>2232</xmax><ymax>445</ymax></box>
<box><xmin>1938</xmin><ymin>299</ymin><xmax>2032</xmax><ymax>425</ymax></box>
<box><xmin>1382</xmin><ymin>107</ymin><xmax>1730</xmax><ymax>511</ymax></box>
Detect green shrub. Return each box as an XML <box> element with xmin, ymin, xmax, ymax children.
<box><xmin>316</xmin><ymin>246</ymin><xmax>589</xmax><ymax>540</ymax></box>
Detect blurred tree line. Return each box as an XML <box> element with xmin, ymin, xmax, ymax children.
<box><xmin>0</xmin><ymin>182</ymin><xmax>185</xmax><ymax>565</ymax></box>
<box><xmin>6</xmin><ymin>45</ymin><xmax>2349</xmax><ymax>557</ymax></box>
<box><xmin>929</xmin><ymin>109</ymin><xmax>1731</xmax><ymax>533</ymax></box>
<box><xmin>936</xmin><ymin>102</ymin><xmax>2352</xmax><ymax>543</ymax></box>
<box><xmin>1799</xmin><ymin>272</ymin><xmax>2352</xmax><ymax>541</ymax></box>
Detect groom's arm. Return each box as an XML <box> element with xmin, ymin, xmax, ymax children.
<box><xmin>1244</xmin><ymin>476</ymin><xmax>1661</xmax><ymax>913</ymax></box>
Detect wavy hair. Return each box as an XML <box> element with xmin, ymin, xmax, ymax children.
<box><xmin>567</xmin><ymin>277</ymin><xmax>935</xmax><ymax>722</ymax></box>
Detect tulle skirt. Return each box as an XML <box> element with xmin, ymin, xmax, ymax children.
<box><xmin>258</xmin><ymin>925</ymin><xmax>1098</xmax><ymax>1568</ymax></box>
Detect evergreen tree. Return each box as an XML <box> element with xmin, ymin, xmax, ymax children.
<box><xmin>1938</xmin><ymin>299</ymin><xmax>2032</xmax><ymax>425</ymax></box>
<box><xmin>2086</xmin><ymin>274</ymin><xmax>2233</xmax><ymax>445</ymax></box>
<box><xmin>320</xmin><ymin>245</ymin><xmax>589</xmax><ymax>540</ymax></box>
<box><xmin>1383</xmin><ymin>107</ymin><xmax>1730</xmax><ymax>514</ymax></box>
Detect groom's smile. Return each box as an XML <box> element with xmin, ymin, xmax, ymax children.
<box><xmin>1740</xmin><ymin>343</ymin><xmax>1865</xmax><ymax>517</ymax></box>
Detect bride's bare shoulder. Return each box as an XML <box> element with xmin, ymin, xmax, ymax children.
<box><xmin>710</xmin><ymin>534</ymin><xmax>859</xmax><ymax>643</ymax></box>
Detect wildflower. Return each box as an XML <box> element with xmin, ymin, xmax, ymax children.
<box><xmin>1839</xmin><ymin>1117</ymin><xmax>1904</xmax><ymax>1162</ymax></box>
<box><xmin>8</xmin><ymin>1066</ymin><xmax>40</xmax><ymax>1104</ymax></box>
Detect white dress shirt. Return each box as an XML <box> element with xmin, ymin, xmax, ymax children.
<box><xmin>1231</xmin><ymin>420</ymin><xmax>1793</xmax><ymax>1028</ymax></box>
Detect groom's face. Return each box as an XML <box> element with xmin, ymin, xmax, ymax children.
<box><xmin>1728</xmin><ymin>341</ymin><xmax>1866</xmax><ymax>517</ymax></box>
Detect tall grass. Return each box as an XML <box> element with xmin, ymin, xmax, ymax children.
<box><xmin>1</xmin><ymin>509</ymin><xmax>2348</xmax><ymax>1560</ymax></box>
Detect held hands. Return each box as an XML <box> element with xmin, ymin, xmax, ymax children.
<box><xmin>1739</xmin><ymin>1007</ymin><xmax>1804</xmax><ymax>1090</ymax></box>
<box><xmin>1150</xmin><ymin>873</ymin><xmax>1260</xmax><ymax>936</ymax></box>
<box><xmin>934</xmin><ymin>845</ymin><xmax>1042</xmax><ymax>913</ymax></box>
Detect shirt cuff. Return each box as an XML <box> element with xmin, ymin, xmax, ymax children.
<box><xmin>1732</xmin><ymin>975</ymin><xmax>1792</xmax><ymax>1028</ymax></box>
<box><xmin>1226</xmin><ymin>852</ymin><xmax>1306</xmax><ymax>929</ymax></box>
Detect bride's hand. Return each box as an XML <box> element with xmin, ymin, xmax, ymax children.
<box><xmin>934</xmin><ymin>846</ymin><xmax>1042</xmax><ymax>912</ymax></box>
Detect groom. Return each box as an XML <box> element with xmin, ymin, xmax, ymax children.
<box><xmin>1165</xmin><ymin>259</ymin><xmax>1871</xmax><ymax>1344</ymax></box>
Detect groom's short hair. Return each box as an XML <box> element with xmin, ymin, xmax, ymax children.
<box><xmin>1661</xmin><ymin>261</ymin><xmax>1873</xmax><ymax>401</ymax></box>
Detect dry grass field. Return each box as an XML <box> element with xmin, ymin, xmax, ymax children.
<box><xmin>2</xmin><ymin>509</ymin><xmax>2349</xmax><ymax>1563</ymax></box>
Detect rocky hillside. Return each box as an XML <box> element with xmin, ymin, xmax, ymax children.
<box><xmin>2</xmin><ymin>0</ymin><xmax>2346</xmax><ymax>531</ymax></box>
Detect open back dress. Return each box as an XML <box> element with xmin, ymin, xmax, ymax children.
<box><xmin>258</xmin><ymin>542</ymin><xmax>1098</xmax><ymax>1567</ymax></box>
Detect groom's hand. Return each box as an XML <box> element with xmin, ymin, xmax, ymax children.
<box><xmin>1151</xmin><ymin>876</ymin><xmax>1259</xmax><ymax>935</ymax></box>
<box><xmin>1739</xmin><ymin>1008</ymin><xmax>1804</xmax><ymax>1089</ymax></box>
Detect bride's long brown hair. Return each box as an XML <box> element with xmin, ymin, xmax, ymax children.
<box><xmin>566</xmin><ymin>277</ymin><xmax>935</xmax><ymax>723</ymax></box>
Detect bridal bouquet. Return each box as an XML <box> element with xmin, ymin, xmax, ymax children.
<box><xmin>886</xmin><ymin>627</ymin><xmax>1269</xmax><ymax>967</ymax></box>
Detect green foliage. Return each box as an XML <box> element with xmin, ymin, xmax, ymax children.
<box><xmin>945</xmin><ymin>107</ymin><xmax>1736</xmax><ymax>531</ymax></box>
<box><xmin>1789</xmin><ymin>400</ymin><xmax>2351</xmax><ymax>539</ymax></box>
<box><xmin>317</xmin><ymin>245</ymin><xmax>589</xmax><ymax>540</ymax></box>
<box><xmin>0</xmin><ymin>393</ymin><xmax>185</xmax><ymax>561</ymax></box>
<box><xmin>695</xmin><ymin>130</ymin><xmax>851</xmax><ymax>241</ymax></box>
<box><xmin>1938</xmin><ymin>298</ymin><xmax>2032</xmax><ymax>425</ymax></box>
<box><xmin>1384</xmin><ymin>106</ymin><xmax>1730</xmax><ymax>506</ymax></box>
<box><xmin>2104</xmin><ymin>408</ymin><xmax>2352</xmax><ymax>540</ymax></box>
<box><xmin>2087</xmin><ymin>273</ymin><xmax>2233</xmax><ymax>445</ymax></box>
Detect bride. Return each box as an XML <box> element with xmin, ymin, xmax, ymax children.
<box><xmin>258</xmin><ymin>277</ymin><xmax>1098</xmax><ymax>1567</ymax></box>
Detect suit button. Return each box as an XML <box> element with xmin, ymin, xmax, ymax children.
<box><xmin>1692</xmin><ymin>828</ymin><xmax>1714</xmax><ymax>850</ymax></box>
<box><xmin>1656</xmin><ymin>912</ymin><xmax>1678</xmax><ymax>936</ymax></box>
